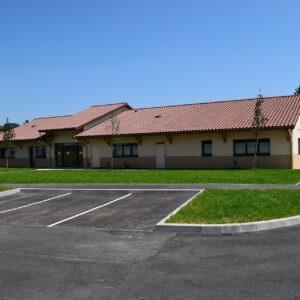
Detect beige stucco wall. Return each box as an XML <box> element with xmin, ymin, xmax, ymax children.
<box><xmin>0</xmin><ymin>128</ymin><xmax>295</xmax><ymax>169</ymax></box>
<box><xmin>0</xmin><ymin>140</ymin><xmax>53</xmax><ymax>168</ymax></box>
<box><xmin>86</xmin><ymin>129</ymin><xmax>292</xmax><ymax>169</ymax></box>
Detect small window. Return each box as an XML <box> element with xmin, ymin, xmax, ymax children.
<box><xmin>0</xmin><ymin>148</ymin><xmax>5</xmax><ymax>159</ymax></box>
<box><xmin>114</xmin><ymin>143</ymin><xmax>138</xmax><ymax>157</ymax></box>
<box><xmin>234</xmin><ymin>139</ymin><xmax>270</xmax><ymax>156</ymax></box>
<box><xmin>298</xmin><ymin>138</ymin><xmax>300</xmax><ymax>155</ymax></box>
<box><xmin>30</xmin><ymin>146</ymin><xmax>46</xmax><ymax>159</ymax></box>
<box><xmin>258</xmin><ymin>140</ymin><xmax>270</xmax><ymax>155</ymax></box>
<box><xmin>202</xmin><ymin>141</ymin><xmax>212</xmax><ymax>156</ymax></box>
<box><xmin>234</xmin><ymin>141</ymin><xmax>246</xmax><ymax>155</ymax></box>
<box><xmin>9</xmin><ymin>147</ymin><xmax>15</xmax><ymax>159</ymax></box>
<box><xmin>115</xmin><ymin>145</ymin><xmax>123</xmax><ymax>157</ymax></box>
<box><xmin>0</xmin><ymin>147</ymin><xmax>15</xmax><ymax>159</ymax></box>
<box><xmin>36</xmin><ymin>146</ymin><xmax>46</xmax><ymax>159</ymax></box>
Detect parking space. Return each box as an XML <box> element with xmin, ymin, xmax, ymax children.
<box><xmin>63</xmin><ymin>191</ymin><xmax>196</xmax><ymax>231</ymax></box>
<box><xmin>0</xmin><ymin>191</ymin><xmax>65</xmax><ymax>212</ymax></box>
<box><xmin>0</xmin><ymin>189</ymin><xmax>197</xmax><ymax>231</ymax></box>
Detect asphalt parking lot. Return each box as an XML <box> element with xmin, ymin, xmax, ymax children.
<box><xmin>0</xmin><ymin>187</ymin><xmax>300</xmax><ymax>299</ymax></box>
<box><xmin>0</xmin><ymin>189</ymin><xmax>196</xmax><ymax>231</ymax></box>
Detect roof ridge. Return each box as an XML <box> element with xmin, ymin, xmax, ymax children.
<box><xmin>131</xmin><ymin>94</ymin><xmax>300</xmax><ymax>111</ymax></box>
<box><xmin>34</xmin><ymin>115</ymin><xmax>72</xmax><ymax>120</ymax></box>
<box><xmin>91</xmin><ymin>102</ymin><xmax>128</xmax><ymax>107</ymax></box>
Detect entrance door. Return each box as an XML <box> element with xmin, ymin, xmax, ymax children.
<box><xmin>55</xmin><ymin>143</ymin><xmax>83</xmax><ymax>168</ymax></box>
<box><xmin>156</xmin><ymin>143</ymin><xmax>165</xmax><ymax>169</ymax></box>
<box><xmin>29</xmin><ymin>147</ymin><xmax>37</xmax><ymax>168</ymax></box>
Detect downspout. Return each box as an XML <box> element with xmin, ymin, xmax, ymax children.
<box><xmin>290</xmin><ymin>129</ymin><xmax>294</xmax><ymax>169</ymax></box>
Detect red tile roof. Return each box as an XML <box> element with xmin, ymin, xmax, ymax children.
<box><xmin>39</xmin><ymin>103</ymin><xmax>131</xmax><ymax>131</ymax></box>
<box><xmin>0</xmin><ymin>115</ymin><xmax>71</xmax><ymax>142</ymax></box>
<box><xmin>0</xmin><ymin>102</ymin><xmax>131</xmax><ymax>142</ymax></box>
<box><xmin>76</xmin><ymin>95</ymin><xmax>300</xmax><ymax>138</ymax></box>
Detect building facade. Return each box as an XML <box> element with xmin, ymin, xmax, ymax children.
<box><xmin>1</xmin><ymin>95</ymin><xmax>300</xmax><ymax>169</ymax></box>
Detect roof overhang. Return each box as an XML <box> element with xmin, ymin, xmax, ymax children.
<box><xmin>74</xmin><ymin>125</ymin><xmax>295</xmax><ymax>139</ymax></box>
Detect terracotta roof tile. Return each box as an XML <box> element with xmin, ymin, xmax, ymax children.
<box><xmin>0</xmin><ymin>115</ymin><xmax>71</xmax><ymax>142</ymax></box>
<box><xmin>0</xmin><ymin>102</ymin><xmax>131</xmax><ymax>142</ymax></box>
<box><xmin>39</xmin><ymin>103</ymin><xmax>131</xmax><ymax>131</ymax></box>
<box><xmin>76</xmin><ymin>95</ymin><xmax>300</xmax><ymax>138</ymax></box>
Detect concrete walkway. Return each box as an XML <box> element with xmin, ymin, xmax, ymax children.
<box><xmin>0</xmin><ymin>183</ymin><xmax>300</xmax><ymax>190</ymax></box>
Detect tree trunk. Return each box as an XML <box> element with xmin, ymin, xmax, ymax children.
<box><xmin>252</xmin><ymin>133</ymin><xmax>259</xmax><ymax>169</ymax></box>
<box><xmin>5</xmin><ymin>146</ymin><xmax>8</xmax><ymax>170</ymax></box>
<box><xmin>111</xmin><ymin>142</ymin><xmax>114</xmax><ymax>170</ymax></box>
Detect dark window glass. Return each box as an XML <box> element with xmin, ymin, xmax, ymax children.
<box><xmin>30</xmin><ymin>146</ymin><xmax>46</xmax><ymax>159</ymax></box>
<box><xmin>54</xmin><ymin>143</ymin><xmax>83</xmax><ymax>168</ymax></box>
<box><xmin>123</xmin><ymin>145</ymin><xmax>131</xmax><ymax>156</ymax></box>
<box><xmin>298</xmin><ymin>138</ymin><xmax>300</xmax><ymax>155</ymax></box>
<box><xmin>258</xmin><ymin>140</ymin><xmax>270</xmax><ymax>155</ymax></box>
<box><xmin>37</xmin><ymin>146</ymin><xmax>46</xmax><ymax>158</ymax></box>
<box><xmin>0</xmin><ymin>147</ymin><xmax>15</xmax><ymax>159</ymax></box>
<box><xmin>247</xmin><ymin>141</ymin><xmax>256</xmax><ymax>155</ymax></box>
<box><xmin>9</xmin><ymin>147</ymin><xmax>15</xmax><ymax>159</ymax></box>
<box><xmin>234</xmin><ymin>139</ymin><xmax>270</xmax><ymax>156</ymax></box>
<box><xmin>202</xmin><ymin>141</ymin><xmax>212</xmax><ymax>156</ymax></box>
<box><xmin>0</xmin><ymin>148</ymin><xmax>5</xmax><ymax>159</ymax></box>
<box><xmin>115</xmin><ymin>145</ymin><xmax>123</xmax><ymax>157</ymax></box>
<box><xmin>132</xmin><ymin>144</ymin><xmax>138</xmax><ymax>156</ymax></box>
<box><xmin>234</xmin><ymin>141</ymin><xmax>246</xmax><ymax>155</ymax></box>
<box><xmin>114</xmin><ymin>143</ymin><xmax>138</xmax><ymax>157</ymax></box>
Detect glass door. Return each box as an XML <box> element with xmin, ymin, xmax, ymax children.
<box><xmin>55</xmin><ymin>143</ymin><xmax>83</xmax><ymax>168</ymax></box>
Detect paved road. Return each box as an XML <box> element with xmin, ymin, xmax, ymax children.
<box><xmin>1</xmin><ymin>183</ymin><xmax>300</xmax><ymax>189</ymax></box>
<box><xmin>0</xmin><ymin>189</ymin><xmax>299</xmax><ymax>299</ymax></box>
<box><xmin>0</xmin><ymin>222</ymin><xmax>300</xmax><ymax>299</ymax></box>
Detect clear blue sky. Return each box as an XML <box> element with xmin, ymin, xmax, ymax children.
<box><xmin>1</xmin><ymin>0</ymin><xmax>299</xmax><ymax>124</ymax></box>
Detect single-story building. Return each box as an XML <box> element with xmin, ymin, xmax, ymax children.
<box><xmin>1</xmin><ymin>95</ymin><xmax>300</xmax><ymax>169</ymax></box>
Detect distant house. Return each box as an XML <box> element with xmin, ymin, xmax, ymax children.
<box><xmin>1</xmin><ymin>95</ymin><xmax>300</xmax><ymax>169</ymax></box>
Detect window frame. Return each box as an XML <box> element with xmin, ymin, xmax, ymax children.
<box><xmin>0</xmin><ymin>147</ymin><xmax>15</xmax><ymax>159</ymax></box>
<box><xmin>36</xmin><ymin>146</ymin><xmax>46</xmax><ymax>159</ymax></box>
<box><xmin>30</xmin><ymin>146</ymin><xmax>47</xmax><ymax>159</ymax></box>
<box><xmin>202</xmin><ymin>140</ymin><xmax>212</xmax><ymax>157</ymax></box>
<box><xmin>233</xmin><ymin>139</ymin><xmax>270</xmax><ymax>156</ymax></box>
<box><xmin>113</xmin><ymin>143</ymin><xmax>138</xmax><ymax>158</ymax></box>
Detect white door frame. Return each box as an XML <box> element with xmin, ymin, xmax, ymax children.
<box><xmin>156</xmin><ymin>143</ymin><xmax>165</xmax><ymax>169</ymax></box>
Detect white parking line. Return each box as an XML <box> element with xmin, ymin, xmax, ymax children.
<box><xmin>47</xmin><ymin>193</ymin><xmax>132</xmax><ymax>228</ymax></box>
<box><xmin>0</xmin><ymin>193</ymin><xmax>71</xmax><ymax>214</ymax></box>
<box><xmin>20</xmin><ymin>188</ymin><xmax>202</xmax><ymax>192</ymax></box>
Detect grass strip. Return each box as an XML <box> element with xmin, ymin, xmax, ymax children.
<box><xmin>0</xmin><ymin>168</ymin><xmax>36</xmax><ymax>172</ymax></box>
<box><xmin>0</xmin><ymin>188</ymin><xmax>12</xmax><ymax>192</ymax></box>
<box><xmin>0</xmin><ymin>169</ymin><xmax>299</xmax><ymax>184</ymax></box>
<box><xmin>166</xmin><ymin>189</ymin><xmax>300</xmax><ymax>224</ymax></box>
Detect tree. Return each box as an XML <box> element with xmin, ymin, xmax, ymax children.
<box><xmin>2</xmin><ymin>118</ymin><xmax>16</xmax><ymax>170</ymax></box>
<box><xmin>106</xmin><ymin>115</ymin><xmax>120</xmax><ymax>169</ymax></box>
<box><xmin>252</xmin><ymin>90</ymin><xmax>268</xmax><ymax>169</ymax></box>
<box><xmin>24</xmin><ymin>120</ymin><xmax>29</xmax><ymax>124</ymax></box>
<box><xmin>0</xmin><ymin>122</ymin><xmax>19</xmax><ymax>132</ymax></box>
<box><xmin>295</xmin><ymin>84</ymin><xmax>300</xmax><ymax>95</ymax></box>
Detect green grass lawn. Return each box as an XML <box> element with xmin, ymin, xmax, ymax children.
<box><xmin>0</xmin><ymin>169</ymin><xmax>299</xmax><ymax>184</ymax></box>
<box><xmin>167</xmin><ymin>189</ymin><xmax>300</xmax><ymax>224</ymax></box>
<box><xmin>0</xmin><ymin>188</ymin><xmax>12</xmax><ymax>192</ymax></box>
<box><xmin>0</xmin><ymin>167</ymin><xmax>36</xmax><ymax>172</ymax></box>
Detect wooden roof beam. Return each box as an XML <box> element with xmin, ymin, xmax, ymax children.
<box><xmin>285</xmin><ymin>129</ymin><xmax>292</xmax><ymax>141</ymax></box>
<box><xmin>134</xmin><ymin>136</ymin><xmax>143</xmax><ymax>145</ymax></box>
<box><xmin>103</xmin><ymin>137</ymin><xmax>111</xmax><ymax>146</ymax></box>
<box><xmin>165</xmin><ymin>134</ymin><xmax>173</xmax><ymax>144</ymax></box>
<box><xmin>220</xmin><ymin>132</ymin><xmax>227</xmax><ymax>143</ymax></box>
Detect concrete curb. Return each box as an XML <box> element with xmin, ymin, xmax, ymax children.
<box><xmin>0</xmin><ymin>188</ymin><xmax>20</xmax><ymax>198</ymax></box>
<box><xmin>155</xmin><ymin>189</ymin><xmax>300</xmax><ymax>234</ymax></box>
